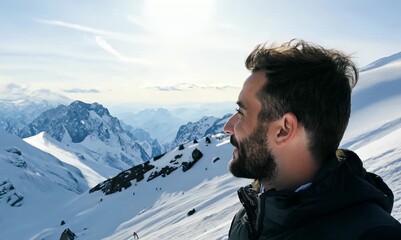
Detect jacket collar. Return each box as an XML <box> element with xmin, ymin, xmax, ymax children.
<box><xmin>258</xmin><ymin>149</ymin><xmax>394</xmax><ymax>228</ymax></box>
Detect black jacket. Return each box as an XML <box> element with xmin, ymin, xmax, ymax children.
<box><xmin>228</xmin><ymin>149</ymin><xmax>401</xmax><ymax>239</ymax></box>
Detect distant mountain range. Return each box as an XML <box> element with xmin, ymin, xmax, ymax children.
<box><xmin>1</xmin><ymin>98</ymin><xmax>232</xmax><ymax>168</ymax></box>
<box><xmin>112</xmin><ymin>102</ymin><xmax>234</xmax><ymax>145</ymax></box>
<box><xmin>0</xmin><ymin>99</ymin><xmax>69</xmax><ymax>135</ymax></box>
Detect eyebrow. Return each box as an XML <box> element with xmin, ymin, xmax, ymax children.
<box><xmin>236</xmin><ymin>101</ymin><xmax>247</xmax><ymax>109</ymax></box>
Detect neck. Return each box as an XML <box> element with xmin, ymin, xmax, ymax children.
<box><xmin>264</xmin><ymin>154</ymin><xmax>321</xmax><ymax>191</ymax></box>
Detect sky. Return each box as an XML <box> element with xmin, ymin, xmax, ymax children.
<box><xmin>1</xmin><ymin>0</ymin><xmax>401</xmax><ymax>107</ymax></box>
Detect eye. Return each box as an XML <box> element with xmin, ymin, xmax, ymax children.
<box><xmin>236</xmin><ymin>108</ymin><xmax>243</xmax><ymax>115</ymax></box>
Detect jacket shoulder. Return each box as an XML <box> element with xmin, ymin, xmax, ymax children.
<box><xmin>297</xmin><ymin>201</ymin><xmax>400</xmax><ymax>239</ymax></box>
<box><xmin>228</xmin><ymin>207</ymin><xmax>252</xmax><ymax>240</ymax></box>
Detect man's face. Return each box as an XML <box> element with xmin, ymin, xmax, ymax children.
<box><xmin>224</xmin><ymin>71</ymin><xmax>277</xmax><ymax>181</ymax></box>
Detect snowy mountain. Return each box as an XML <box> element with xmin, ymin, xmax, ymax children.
<box><xmin>19</xmin><ymin>100</ymin><xmax>159</xmax><ymax>170</ymax></box>
<box><xmin>205</xmin><ymin>114</ymin><xmax>233</xmax><ymax>136</ymax></box>
<box><xmin>0</xmin><ymin>97</ymin><xmax>71</xmax><ymax>135</ymax></box>
<box><xmin>1</xmin><ymin>52</ymin><xmax>401</xmax><ymax>239</ymax></box>
<box><xmin>121</xmin><ymin>121</ymin><xmax>163</xmax><ymax>158</ymax></box>
<box><xmin>166</xmin><ymin>114</ymin><xmax>232</xmax><ymax>151</ymax></box>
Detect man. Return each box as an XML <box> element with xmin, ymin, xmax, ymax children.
<box><xmin>224</xmin><ymin>40</ymin><xmax>401</xmax><ymax>239</ymax></box>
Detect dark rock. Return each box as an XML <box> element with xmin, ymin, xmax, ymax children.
<box><xmin>153</xmin><ymin>152</ymin><xmax>166</xmax><ymax>161</ymax></box>
<box><xmin>182</xmin><ymin>148</ymin><xmax>203</xmax><ymax>172</ymax></box>
<box><xmin>187</xmin><ymin>208</ymin><xmax>196</xmax><ymax>216</ymax></box>
<box><xmin>6</xmin><ymin>147</ymin><xmax>22</xmax><ymax>156</ymax></box>
<box><xmin>60</xmin><ymin>228</ymin><xmax>76</xmax><ymax>240</ymax></box>
<box><xmin>192</xmin><ymin>148</ymin><xmax>203</xmax><ymax>161</ymax></box>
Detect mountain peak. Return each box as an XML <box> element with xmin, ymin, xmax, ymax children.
<box><xmin>27</xmin><ymin>100</ymin><xmax>118</xmax><ymax>144</ymax></box>
<box><xmin>17</xmin><ymin>100</ymin><xmax>163</xmax><ymax>170</ymax></box>
<box><xmin>69</xmin><ymin>100</ymin><xmax>109</xmax><ymax>117</ymax></box>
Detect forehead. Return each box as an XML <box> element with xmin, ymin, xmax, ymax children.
<box><xmin>238</xmin><ymin>71</ymin><xmax>267</xmax><ymax>105</ymax></box>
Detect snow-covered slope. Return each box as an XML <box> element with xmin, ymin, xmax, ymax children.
<box><xmin>0</xmin><ymin>129</ymin><xmax>87</xmax><ymax>195</ymax></box>
<box><xmin>1</xmin><ymin>133</ymin><xmax>249</xmax><ymax>239</ymax></box>
<box><xmin>0</xmin><ymin>128</ymin><xmax>88</xmax><ymax>239</ymax></box>
<box><xmin>344</xmin><ymin>51</ymin><xmax>401</xmax><ymax>141</ymax></box>
<box><xmin>24</xmin><ymin>132</ymin><xmax>117</xmax><ymax>187</ymax></box>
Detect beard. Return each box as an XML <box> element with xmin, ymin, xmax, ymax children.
<box><xmin>229</xmin><ymin>123</ymin><xmax>277</xmax><ymax>182</ymax></box>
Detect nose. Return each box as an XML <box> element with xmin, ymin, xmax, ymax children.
<box><xmin>223</xmin><ymin>113</ymin><xmax>238</xmax><ymax>135</ymax></box>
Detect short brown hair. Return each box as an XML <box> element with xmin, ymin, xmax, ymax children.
<box><xmin>246</xmin><ymin>39</ymin><xmax>358</xmax><ymax>161</ymax></box>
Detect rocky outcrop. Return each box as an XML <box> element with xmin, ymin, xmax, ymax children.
<box><xmin>147</xmin><ymin>165</ymin><xmax>178</xmax><ymax>181</ymax></box>
<box><xmin>60</xmin><ymin>228</ymin><xmax>76</xmax><ymax>240</ymax></box>
<box><xmin>182</xmin><ymin>148</ymin><xmax>203</xmax><ymax>172</ymax></box>
<box><xmin>89</xmin><ymin>161</ymin><xmax>155</xmax><ymax>195</ymax></box>
<box><xmin>0</xmin><ymin>179</ymin><xmax>23</xmax><ymax>207</ymax></box>
<box><xmin>4</xmin><ymin>147</ymin><xmax>27</xmax><ymax>168</ymax></box>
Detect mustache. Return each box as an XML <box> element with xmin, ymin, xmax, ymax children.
<box><xmin>230</xmin><ymin>135</ymin><xmax>239</xmax><ymax>148</ymax></box>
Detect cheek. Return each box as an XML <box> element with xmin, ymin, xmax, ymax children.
<box><xmin>233</xmin><ymin>121</ymin><xmax>243</xmax><ymax>136</ymax></box>
<box><xmin>234</xmin><ymin>122</ymin><xmax>250</xmax><ymax>142</ymax></box>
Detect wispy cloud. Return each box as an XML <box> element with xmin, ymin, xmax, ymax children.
<box><xmin>0</xmin><ymin>83</ymin><xmax>71</xmax><ymax>103</ymax></box>
<box><xmin>36</xmin><ymin>19</ymin><xmax>150</xmax><ymax>65</ymax></box>
<box><xmin>37</xmin><ymin>19</ymin><xmax>152</xmax><ymax>44</ymax></box>
<box><xmin>94</xmin><ymin>36</ymin><xmax>149</xmax><ymax>65</ymax></box>
<box><xmin>146</xmin><ymin>83</ymin><xmax>240</xmax><ymax>92</ymax></box>
<box><xmin>31</xmin><ymin>89</ymin><xmax>71</xmax><ymax>103</ymax></box>
<box><xmin>2</xmin><ymin>83</ymin><xmax>28</xmax><ymax>92</ymax></box>
<box><xmin>37</xmin><ymin>19</ymin><xmax>121</xmax><ymax>36</ymax></box>
<box><xmin>63</xmin><ymin>88</ymin><xmax>100</xmax><ymax>93</ymax></box>
<box><xmin>0</xmin><ymin>83</ymin><xmax>29</xmax><ymax>101</ymax></box>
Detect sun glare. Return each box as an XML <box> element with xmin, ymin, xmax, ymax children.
<box><xmin>142</xmin><ymin>0</ymin><xmax>214</xmax><ymax>40</ymax></box>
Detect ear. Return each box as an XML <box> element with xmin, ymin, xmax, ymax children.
<box><xmin>274</xmin><ymin>112</ymin><xmax>298</xmax><ymax>146</ymax></box>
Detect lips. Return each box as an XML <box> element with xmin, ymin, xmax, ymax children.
<box><xmin>230</xmin><ymin>136</ymin><xmax>239</xmax><ymax>159</ymax></box>
<box><xmin>233</xmin><ymin>147</ymin><xmax>238</xmax><ymax>156</ymax></box>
